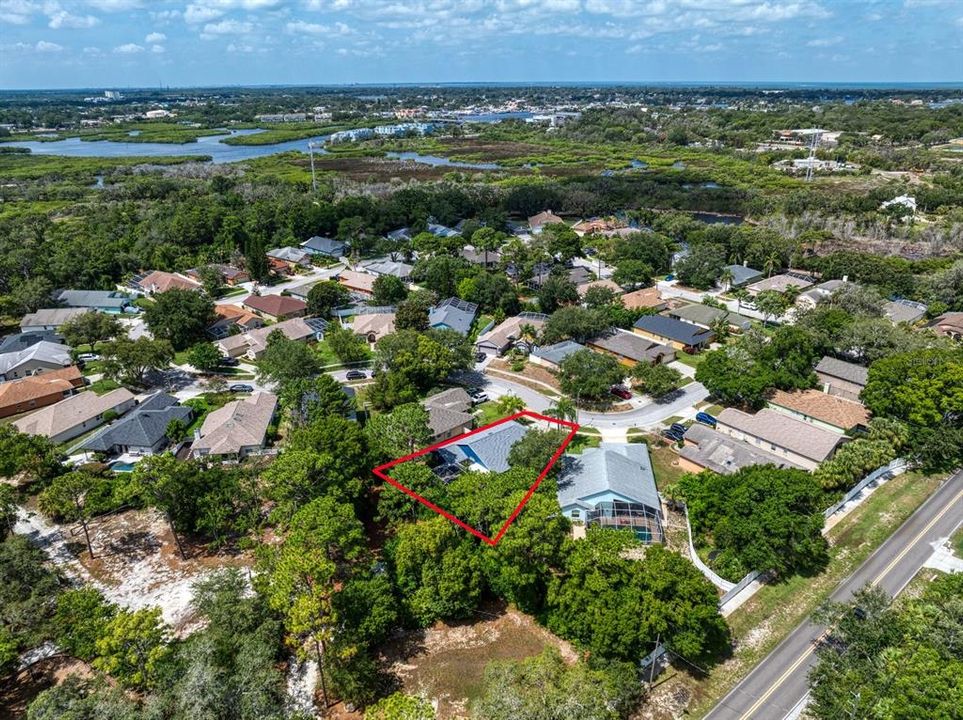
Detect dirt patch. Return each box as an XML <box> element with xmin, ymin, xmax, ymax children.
<box><xmin>381</xmin><ymin>604</ymin><xmax>577</xmax><ymax>719</ymax></box>
<box><xmin>488</xmin><ymin>360</ymin><xmax>561</xmax><ymax>391</ymax></box>
<box><xmin>0</xmin><ymin>656</ymin><xmax>93</xmax><ymax>720</ymax></box>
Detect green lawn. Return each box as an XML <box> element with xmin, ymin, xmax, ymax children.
<box><xmin>474</xmin><ymin>401</ymin><xmax>504</xmax><ymax>426</ymax></box>
<box><xmin>674</xmin><ymin>351</ymin><xmax>707</xmax><ymax>369</ymax></box>
<box><xmin>951</xmin><ymin>524</ymin><xmax>963</xmax><ymax>559</ymax></box>
<box><xmin>88</xmin><ymin>378</ymin><xmax>121</xmax><ymax>395</ymax></box>
<box><xmin>648</xmin><ymin>441</ymin><xmax>687</xmax><ymax>492</ymax></box>
<box><xmin>567</xmin><ymin>431</ymin><xmax>601</xmax><ymax>455</ymax></box>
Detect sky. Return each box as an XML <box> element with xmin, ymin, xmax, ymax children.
<box><xmin>1</xmin><ymin>0</ymin><xmax>962</xmax><ymax>90</ymax></box>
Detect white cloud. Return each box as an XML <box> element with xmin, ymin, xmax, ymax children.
<box><xmin>35</xmin><ymin>39</ymin><xmax>64</xmax><ymax>51</ymax></box>
<box><xmin>145</xmin><ymin>31</ymin><xmax>166</xmax><ymax>42</ymax></box>
<box><xmin>84</xmin><ymin>0</ymin><xmax>143</xmax><ymax>10</ymax></box>
<box><xmin>151</xmin><ymin>43</ymin><xmax>165</xmax><ymax>53</ymax></box>
<box><xmin>286</xmin><ymin>19</ymin><xmax>351</xmax><ymax>34</ymax></box>
<box><xmin>113</xmin><ymin>42</ymin><xmax>145</xmax><ymax>53</ymax></box>
<box><xmin>201</xmin><ymin>18</ymin><xmax>254</xmax><ymax>35</ymax></box>
<box><xmin>185</xmin><ymin>0</ymin><xmax>284</xmax><ymax>23</ymax></box>
<box><xmin>0</xmin><ymin>0</ymin><xmax>41</xmax><ymax>25</ymax></box>
<box><xmin>48</xmin><ymin>10</ymin><xmax>101</xmax><ymax>29</ymax></box>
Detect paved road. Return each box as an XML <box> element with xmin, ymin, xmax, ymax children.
<box><xmin>452</xmin><ymin>369</ymin><xmax>708</xmax><ymax>430</ymax></box>
<box><xmin>704</xmin><ymin>469</ymin><xmax>963</xmax><ymax>720</ymax></box>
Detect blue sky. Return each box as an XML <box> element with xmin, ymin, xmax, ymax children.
<box><xmin>1</xmin><ymin>0</ymin><xmax>961</xmax><ymax>89</ymax></box>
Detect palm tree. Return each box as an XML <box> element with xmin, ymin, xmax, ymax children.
<box><xmin>547</xmin><ymin>397</ymin><xmax>578</xmax><ymax>428</ymax></box>
<box><xmin>519</xmin><ymin>322</ymin><xmax>539</xmax><ymax>351</ymax></box>
<box><xmin>763</xmin><ymin>251</ymin><xmax>781</xmax><ymax>278</ymax></box>
<box><xmin>495</xmin><ymin>393</ymin><xmax>526</xmax><ymax>417</ymax></box>
<box><xmin>719</xmin><ymin>266</ymin><xmax>735</xmax><ymax>292</ymax></box>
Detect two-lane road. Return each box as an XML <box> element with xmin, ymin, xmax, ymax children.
<box><xmin>704</xmin><ymin>469</ymin><xmax>963</xmax><ymax>720</ymax></box>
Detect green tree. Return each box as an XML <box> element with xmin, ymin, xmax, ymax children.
<box><xmin>674</xmin><ymin>244</ymin><xmax>727</xmax><ymax>290</ymax></box>
<box><xmin>0</xmin><ymin>425</ymin><xmax>62</xmax><ymax>484</ymax></box>
<box><xmin>59</xmin><ymin>311</ymin><xmax>123</xmax><ymax>349</ymax></box>
<box><xmin>538</xmin><ymin>274</ymin><xmax>579</xmax><ymax>314</ymax></box>
<box><xmin>862</xmin><ymin>348</ymin><xmax>963</xmax><ymax>426</ymax></box>
<box><xmin>38</xmin><ymin>470</ymin><xmax>100</xmax><ymax>557</ymax></box>
<box><xmin>558</xmin><ymin>349</ymin><xmax>624</xmax><ymax>403</ymax></box>
<box><xmin>507</xmin><ymin>428</ymin><xmax>570</xmax><ymax>472</ymax></box>
<box><xmin>281</xmin><ymin>373</ymin><xmax>353</xmax><ymax>427</ymax></box>
<box><xmin>389</xmin><ymin>517</ymin><xmax>482</xmax><ymax>626</ymax></box>
<box><xmin>544</xmin><ymin>224</ymin><xmax>582</xmax><ymax>262</ymax></box>
<box><xmin>541</xmin><ymin>306</ymin><xmax>608</xmax><ymax>344</ymax></box>
<box><xmin>365</xmin><ymin>692</ymin><xmax>435</xmax><ymax>720</ymax></box>
<box><xmin>164</xmin><ymin>418</ymin><xmax>187</xmax><ymax>443</ymax></box>
<box><xmin>52</xmin><ymin>587</ymin><xmax>116</xmax><ymax>661</ymax></box>
<box><xmin>307</xmin><ymin>280</ymin><xmax>351</xmax><ymax>317</ymax></box>
<box><xmin>195</xmin><ymin>265</ymin><xmax>223</xmax><ymax>297</ymax></box>
<box><xmin>186</xmin><ymin>341</ymin><xmax>223</xmax><ymax>372</ymax></box>
<box><xmin>26</xmin><ymin>677</ymin><xmax>141</xmax><ymax>720</ymax></box>
<box><xmin>371</xmin><ymin>274</ymin><xmax>409</xmax><ymax>306</ymax></box>
<box><xmin>546</xmin><ymin>396</ymin><xmax>578</xmax><ymax>428</ymax></box>
<box><xmin>100</xmin><ymin>337</ymin><xmax>174</xmax><ymax>386</ymax></box>
<box><xmin>474</xmin><ymin>647</ymin><xmax>640</xmax><ymax>720</ymax></box>
<box><xmin>257</xmin><ymin>329</ymin><xmax>323</xmax><ymax>387</ymax></box>
<box><xmin>325</xmin><ymin>322</ymin><xmax>368</xmax><ymax>364</ymax></box>
<box><xmin>261</xmin><ymin>449</ymin><xmax>362</xmax><ymax>520</ymax></box>
<box><xmin>395</xmin><ymin>290</ymin><xmax>435</xmax><ymax>332</ymax></box>
<box><xmin>369</xmin><ymin>330</ymin><xmax>470</xmax><ymax>409</ymax></box>
<box><xmin>143</xmin><ymin>287</ymin><xmax>216</xmax><ymax>351</ymax></box>
<box><xmin>495</xmin><ymin>393</ymin><xmax>526</xmax><ymax>416</ymax></box>
<box><xmin>93</xmin><ymin>607</ymin><xmax>171</xmax><ymax>691</ymax></box>
<box><xmin>366</xmin><ymin>402</ymin><xmax>433</xmax><ymax>459</ymax></box>
<box><xmin>0</xmin><ymin>484</ymin><xmax>16</xmax><ymax>540</ymax></box>
<box><xmin>631</xmin><ymin>362</ymin><xmax>683</xmax><ymax>399</ymax></box>
<box><xmin>679</xmin><ymin>465</ymin><xmax>829</xmax><ymax>580</ymax></box>
<box><xmin>612</xmin><ymin>259</ymin><xmax>654</xmax><ymax>289</ymax></box>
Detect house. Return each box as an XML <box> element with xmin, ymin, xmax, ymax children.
<box><xmin>880</xmin><ymin>194</ymin><xmax>917</xmax><ymax>214</ymax></box>
<box><xmin>795</xmin><ymin>279</ymin><xmax>851</xmax><ymax>311</ymax></box>
<box><xmin>571</xmin><ymin>217</ymin><xmax>623</xmax><ymax>236</ymax></box>
<box><xmin>460</xmin><ymin>246</ymin><xmax>502</xmax><ymax>269</ymax></box>
<box><xmin>20</xmin><ymin>307</ymin><xmax>89</xmax><ymax>332</ymax></box>
<box><xmin>191</xmin><ymin>391</ymin><xmax>278</xmax><ymax>460</ymax></box>
<box><xmin>678</xmin><ymin>423</ymin><xmax>804</xmax><ymax>475</ymax></box>
<box><xmin>359</xmin><ymin>258</ymin><xmax>414</xmax><ymax>281</ymax></box>
<box><xmin>664</xmin><ymin>304</ymin><xmax>753</xmax><ymax>332</ymax></box>
<box><xmin>0</xmin><ymin>341</ymin><xmax>73</xmax><ymax>382</ymax></box>
<box><xmin>0</xmin><ymin>366</ymin><xmax>84</xmax><ymax>419</ymax></box>
<box><xmin>82</xmin><ymin>392</ymin><xmax>192</xmax><ymax>457</ymax></box>
<box><xmin>718</xmin><ymin>264</ymin><xmax>763</xmax><ymax>291</ymax></box>
<box><xmin>556</xmin><ymin>443</ymin><xmax>663</xmax><ymax>543</ymax></box>
<box><xmin>815</xmin><ymin>356</ymin><xmax>869</xmax><ymax>402</ymax></box>
<box><xmin>436</xmin><ymin>420</ymin><xmax>530</xmax><ymax>474</ymax></box>
<box><xmin>527</xmin><ymin>210</ymin><xmax>565</xmax><ymax>234</ymax></box>
<box><xmin>632</xmin><ymin>315</ymin><xmax>714</xmax><ymax>351</ymax></box>
<box><xmin>475</xmin><ymin>312</ymin><xmax>549</xmax><ymax>356</ymax></box>
<box><xmin>241</xmin><ymin>294</ymin><xmax>308</xmax><ymax>322</ymax></box>
<box><xmin>424</xmin><ymin>388</ymin><xmax>474</xmax><ymax>442</ymax></box>
<box><xmin>13</xmin><ymin>388</ymin><xmax>136</xmax><ymax>445</ymax></box>
<box><xmin>587</xmin><ymin>330</ymin><xmax>675</xmax><ymax>367</ymax></box>
<box><xmin>528</xmin><ymin>265</ymin><xmax>594</xmax><ymax>289</ymax></box>
<box><xmin>216</xmin><ymin>317</ymin><xmax>327</xmax><ymax>359</ymax></box>
<box><xmin>530</xmin><ymin>340</ymin><xmax>585</xmax><ymax>371</ymax></box>
<box><xmin>207</xmin><ymin>304</ymin><xmax>264</xmax><ymax>339</ymax></box>
<box><xmin>927</xmin><ymin>312</ymin><xmax>963</xmax><ymax>341</ymax></box>
<box><xmin>302</xmin><ymin>236</ymin><xmax>347</xmax><ymax>258</ymax></box>
<box><xmin>352</xmin><ymin>312</ymin><xmax>396</xmax><ymax>344</ymax></box>
<box><xmin>883</xmin><ymin>299</ymin><xmax>927</xmax><ymax>325</ymax></box>
<box><xmin>186</xmin><ymin>264</ymin><xmax>250</xmax><ymax>287</ymax></box>
<box><xmin>427</xmin><ymin>222</ymin><xmax>460</xmax><ymax>238</ymax></box>
<box><xmin>429</xmin><ymin>298</ymin><xmax>478</xmax><ymax>336</ymax></box>
<box><xmin>620</xmin><ymin>287</ymin><xmax>667</xmax><ymax>312</ymax></box>
<box><xmin>56</xmin><ymin>290</ymin><xmax>133</xmax><ymax>313</ymax></box>
<box><xmin>266</xmin><ymin>247</ymin><xmax>313</xmax><ymax>274</ymax></box>
<box><xmin>386</xmin><ymin>227</ymin><xmax>412</xmax><ymax>242</ymax></box>
<box><xmin>767</xmin><ymin>388</ymin><xmax>870</xmax><ymax>434</ymax></box>
<box><xmin>577</xmin><ymin>279</ymin><xmax>622</xmax><ymax>298</ymax></box>
<box><xmin>715</xmin><ymin>407</ymin><xmax>846</xmax><ymax>471</ymax></box>
<box><xmin>132</xmin><ymin>270</ymin><xmax>203</xmax><ymax>295</ymax></box>
<box><xmin>0</xmin><ymin>331</ymin><xmax>65</xmax><ymax>355</ymax></box>
<box><xmin>745</xmin><ymin>273</ymin><xmax>814</xmax><ymax>297</ymax></box>
<box><xmin>337</xmin><ymin>270</ymin><xmax>376</xmax><ymax>296</ymax></box>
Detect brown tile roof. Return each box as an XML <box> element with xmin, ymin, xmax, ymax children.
<box><xmin>338</xmin><ymin>270</ymin><xmax>376</xmax><ymax>294</ymax></box>
<box><xmin>214</xmin><ymin>304</ymin><xmax>262</xmax><ymax>328</ymax></box>
<box><xmin>242</xmin><ymin>294</ymin><xmax>307</xmax><ymax>318</ymax></box>
<box><xmin>13</xmin><ymin>388</ymin><xmax>135</xmax><ymax>439</ymax></box>
<box><xmin>768</xmin><ymin>389</ymin><xmax>870</xmax><ymax>430</ymax></box>
<box><xmin>527</xmin><ymin>210</ymin><xmax>565</xmax><ymax>229</ymax></box>
<box><xmin>0</xmin><ymin>366</ymin><xmax>84</xmax><ymax>415</ymax></box>
<box><xmin>620</xmin><ymin>287</ymin><xmax>666</xmax><ymax>310</ymax></box>
<box><xmin>193</xmin><ymin>392</ymin><xmax>277</xmax><ymax>456</ymax></box>
<box><xmin>352</xmin><ymin>313</ymin><xmax>395</xmax><ymax>341</ymax></box>
<box><xmin>138</xmin><ymin>270</ymin><xmax>202</xmax><ymax>294</ymax></box>
<box><xmin>577</xmin><ymin>279</ymin><xmax>622</xmax><ymax>298</ymax></box>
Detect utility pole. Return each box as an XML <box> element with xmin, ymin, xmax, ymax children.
<box><xmin>308</xmin><ymin>142</ymin><xmax>318</xmax><ymax>193</ymax></box>
<box><xmin>805</xmin><ymin>128</ymin><xmax>821</xmax><ymax>182</ymax></box>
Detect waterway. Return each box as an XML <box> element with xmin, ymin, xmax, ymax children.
<box><xmin>385</xmin><ymin>151</ymin><xmax>501</xmax><ymax>170</ymax></box>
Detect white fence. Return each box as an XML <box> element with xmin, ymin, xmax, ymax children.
<box><xmin>683</xmin><ymin>504</ymin><xmax>736</xmax><ymax>592</ymax></box>
<box><xmin>823</xmin><ymin>458</ymin><xmax>909</xmax><ymax>520</ymax></box>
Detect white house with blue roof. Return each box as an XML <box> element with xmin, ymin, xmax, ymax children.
<box><xmin>557</xmin><ymin>443</ymin><xmax>664</xmax><ymax>544</ymax></box>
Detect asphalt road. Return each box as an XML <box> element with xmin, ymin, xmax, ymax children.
<box><xmin>704</xmin><ymin>469</ymin><xmax>963</xmax><ymax>720</ymax></box>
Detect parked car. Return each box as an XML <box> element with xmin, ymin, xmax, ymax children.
<box><xmin>77</xmin><ymin>352</ymin><xmax>99</xmax><ymax>362</ymax></box>
<box><xmin>610</xmin><ymin>386</ymin><xmax>632</xmax><ymax>400</ymax></box>
<box><xmin>474</xmin><ymin>352</ymin><xmax>488</xmax><ymax>363</ymax></box>
<box><xmin>345</xmin><ymin>369</ymin><xmax>367</xmax><ymax>381</ymax></box>
<box><xmin>662</xmin><ymin>428</ymin><xmax>684</xmax><ymax>442</ymax></box>
<box><xmin>229</xmin><ymin>384</ymin><xmax>254</xmax><ymax>393</ymax></box>
<box><xmin>219</xmin><ymin>356</ymin><xmax>240</xmax><ymax>367</ymax></box>
<box><xmin>470</xmin><ymin>392</ymin><xmax>489</xmax><ymax>405</ymax></box>
<box><xmin>670</xmin><ymin>423</ymin><xmax>687</xmax><ymax>437</ymax></box>
<box><xmin>695</xmin><ymin>411</ymin><xmax>718</xmax><ymax>427</ymax></box>
<box><xmin>664</xmin><ymin>274</ymin><xmax>675</xmax><ymax>281</ymax></box>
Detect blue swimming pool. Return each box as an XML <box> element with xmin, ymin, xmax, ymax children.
<box><xmin>109</xmin><ymin>462</ymin><xmax>136</xmax><ymax>473</ymax></box>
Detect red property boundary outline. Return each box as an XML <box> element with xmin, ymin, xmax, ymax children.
<box><xmin>372</xmin><ymin>410</ymin><xmax>579</xmax><ymax>546</ymax></box>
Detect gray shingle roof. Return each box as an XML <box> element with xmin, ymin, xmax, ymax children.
<box><xmin>722</xmin><ymin>264</ymin><xmax>763</xmax><ymax>287</ymax></box>
<box><xmin>815</xmin><ymin>356</ymin><xmax>869</xmax><ymax>386</ymax></box>
<box><xmin>302</xmin><ymin>236</ymin><xmax>347</xmax><ymax>256</ymax></box>
<box><xmin>588</xmin><ymin>330</ymin><xmax>672</xmax><ymax>363</ymax></box>
<box><xmin>438</xmin><ymin>420</ymin><xmax>529</xmax><ymax>473</ymax></box>
<box><xmin>429</xmin><ymin>298</ymin><xmax>478</xmax><ymax>336</ymax></box>
<box><xmin>531</xmin><ymin>340</ymin><xmax>585</xmax><ymax>366</ymax></box>
<box><xmin>83</xmin><ymin>392</ymin><xmax>191</xmax><ymax>452</ymax></box>
<box><xmin>680</xmin><ymin>423</ymin><xmax>802</xmax><ymax>474</ymax></box>
<box><xmin>0</xmin><ymin>341</ymin><xmax>72</xmax><ymax>377</ymax></box>
<box><xmin>57</xmin><ymin>290</ymin><xmax>132</xmax><ymax>310</ymax></box>
<box><xmin>633</xmin><ymin>315</ymin><xmax>714</xmax><ymax>347</ymax></box>
<box><xmin>557</xmin><ymin>443</ymin><xmax>660</xmax><ymax>512</ymax></box>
